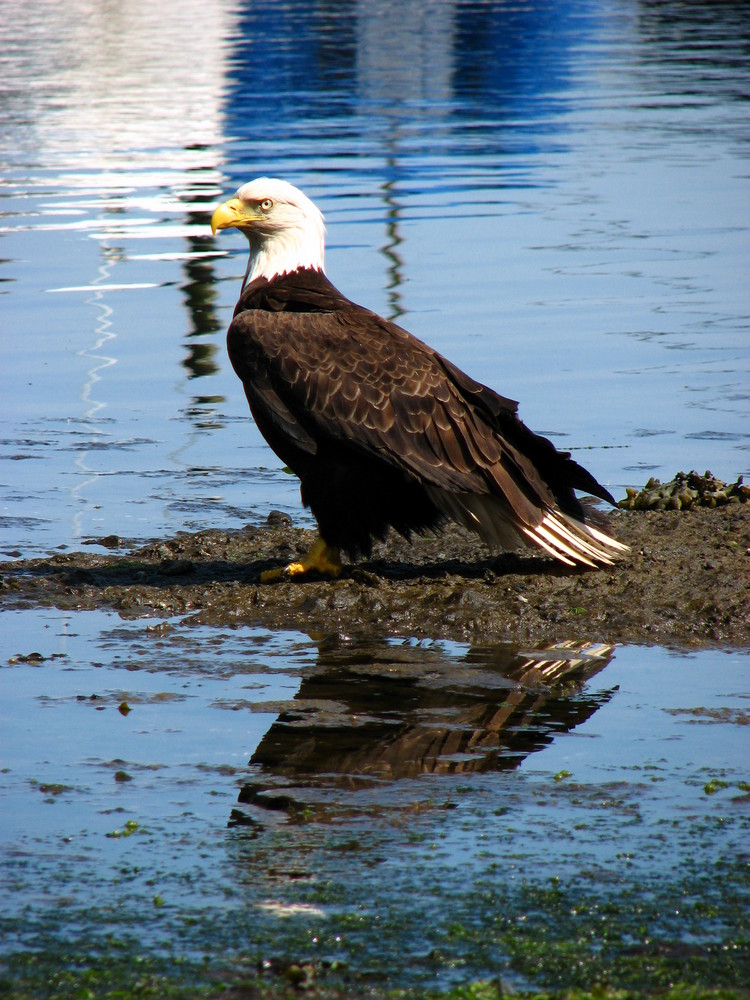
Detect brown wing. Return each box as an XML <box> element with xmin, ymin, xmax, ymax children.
<box><xmin>226</xmin><ymin>301</ymin><xmax>573</xmax><ymax>530</ymax></box>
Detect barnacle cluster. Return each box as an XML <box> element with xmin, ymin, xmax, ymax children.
<box><xmin>618</xmin><ymin>470</ymin><xmax>750</xmax><ymax>511</ymax></box>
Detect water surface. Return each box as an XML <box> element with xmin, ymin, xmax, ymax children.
<box><xmin>1</xmin><ymin>0</ymin><xmax>748</xmax><ymax>557</ymax></box>
<box><xmin>1</xmin><ymin>608</ymin><xmax>748</xmax><ymax>990</ymax></box>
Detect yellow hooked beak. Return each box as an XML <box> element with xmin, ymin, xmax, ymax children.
<box><xmin>210</xmin><ymin>198</ymin><xmax>262</xmax><ymax>235</ymax></box>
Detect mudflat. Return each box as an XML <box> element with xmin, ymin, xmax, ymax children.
<box><xmin>3</xmin><ymin>495</ymin><xmax>748</xmax><ymax>650</ymax></box>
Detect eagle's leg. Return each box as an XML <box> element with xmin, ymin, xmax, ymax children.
<box><xmin>260</xmin><ymin>536</ymin><xmax>341</xmax><ymax>582</ymax></box>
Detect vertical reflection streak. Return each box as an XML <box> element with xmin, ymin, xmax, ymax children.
<box><xmin>380</xmin><ymin>165</ymin><xmax>406</xmax><ymax>322</ymax></box>
<box><xmin>71</xmin><ymin>259</ymin><xmax>118</xmax><ymax>543</ymax></box>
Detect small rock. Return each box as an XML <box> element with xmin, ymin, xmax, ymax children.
<box><xmin>266</xmin><ymin>510</ymin><xmax>293</xmax><ymax>528</ymax></box>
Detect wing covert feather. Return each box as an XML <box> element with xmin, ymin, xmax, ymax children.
<box><xmin>226</xmin><ymin>303</ymin><xmax>558</xmax><ymax>517</ymax></box>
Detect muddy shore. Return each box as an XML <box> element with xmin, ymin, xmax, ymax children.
<box><xmin>2</xmin><ymin>500</ymin><xmax>748</xmax><ymax>649</ymax></box>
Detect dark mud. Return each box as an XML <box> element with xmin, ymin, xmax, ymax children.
<box><xmin>2</xmin><ymin>502</ymin><xmax>748</xmax><ymax>648</ymax></box>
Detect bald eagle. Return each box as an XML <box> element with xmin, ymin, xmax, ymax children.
<box><xmin>211</xmin><ymin>178</ymin><xmax>628</xmax><ymax>579</ymax></box>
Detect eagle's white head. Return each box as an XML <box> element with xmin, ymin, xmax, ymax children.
<box><xmin>211</xmin><ymin>177</ymin><xmax>326</xmax><ymax>288</ymax></box>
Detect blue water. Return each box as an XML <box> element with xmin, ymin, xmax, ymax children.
<box><xmin>1</xmin><ymin>606</ymin><xmax>748</xmax><ymax>985</ymax></box>
<box><xmin>2</xmin><ymin>0</ymin><xmax>748</xmax><ymax>557</ymax></box>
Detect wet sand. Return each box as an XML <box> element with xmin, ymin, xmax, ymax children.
<box><xmin>2</xmin><ymin>501</ymin><xmax>748</xmax><ymax>649</ymax></box>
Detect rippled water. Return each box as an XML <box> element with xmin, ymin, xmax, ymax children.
<box><xmin>2</xmin><ymin>0</ymin><xmax>748</xmax><ymax>556</ymax></box>
<box><xmin>1</xmin><ymin>0</ymin><xmax>749</xmax><ymax>993</ymax></box>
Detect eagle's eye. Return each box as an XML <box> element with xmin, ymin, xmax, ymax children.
<box><xmin>260</xmin><ymin>198</ymin><xmax>273</xmax><ymax>211</ymax></box>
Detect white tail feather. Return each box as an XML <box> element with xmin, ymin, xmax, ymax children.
<box><xmin>528</xmin><ymin>521</ymin><xmax>595</xmax><ymax>567</ymax></box>
<box><xmin>426</xmin><ymin>487</ymin><xmax>629</xmax><ymax>568</ymax></box>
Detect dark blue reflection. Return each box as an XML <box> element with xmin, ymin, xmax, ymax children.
<box><xmin>222</xmin><ymin>0</ymin><xmax>600</xmax><ymax>187</ymax></box>
<box><xmin>225</xmin><ymin>1</ymin><xmax>358</xmax><ymax>120</ymax></box>
<box><xmin>452</xmin><ymin>3</ymin><xmax>593</xmax><ymax>111</ymax></box>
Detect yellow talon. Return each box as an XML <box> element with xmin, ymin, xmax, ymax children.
<box><xmin>260</xmin><ymin>537</ymin><xmax>341</xmax><ymax>582</ymax></box>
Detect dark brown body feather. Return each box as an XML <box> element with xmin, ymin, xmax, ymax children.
<box><xmin>226</xmin><ymin>267</ymin><xmax>617</xmax><ymax>559</ymax></box>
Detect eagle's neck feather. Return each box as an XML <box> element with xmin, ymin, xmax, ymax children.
<box><xmin>244</xmin><ymin>226</ymin><xmax>325</xmax><ymax>289</ymax></box>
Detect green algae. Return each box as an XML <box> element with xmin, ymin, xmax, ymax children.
<box><xmin>703</xmin><ymin>780</ymin><xmax>729</xmax><ymax>796</ymax></box>
<box><xmin>1</xmin><ymin>948</ymin><xmax>748</xmax><ymax>1000</ymax></box>
<box><xmin>3</xmin><ymin>819</ymin><xmax>746</xmax><ymax>999</ymax></box>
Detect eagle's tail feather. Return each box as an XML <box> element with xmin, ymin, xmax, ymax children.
<box><xmin>426</xmin><ymin>487</ymin><xmax>629</xmax><ymax>569</ymax></box>
<box><xmin>520</xmin><ymin>510</ymin><xmax>629</xmax><ymax>568</ymax></box>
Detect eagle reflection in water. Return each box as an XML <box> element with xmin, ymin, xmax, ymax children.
<box><xmin>230</xmin><ymin>639</ymin><xmax>615</xmax><ymax>827</ymax></box>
